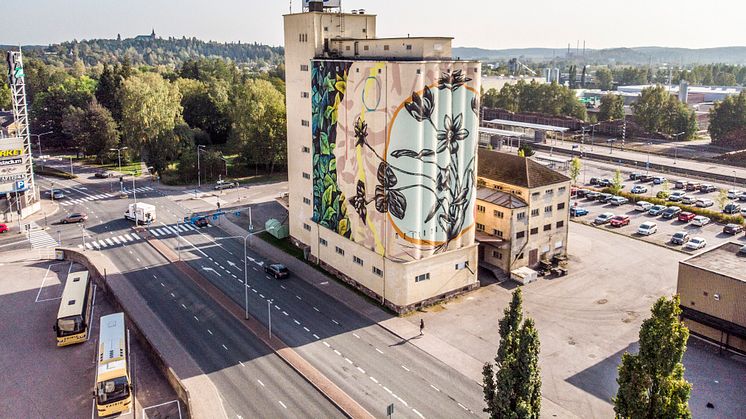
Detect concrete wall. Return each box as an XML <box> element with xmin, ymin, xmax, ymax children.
<box><xmin>329</xmin><ymin>38</ymin><xmax>452</xmax><ymax>60</ymax></box>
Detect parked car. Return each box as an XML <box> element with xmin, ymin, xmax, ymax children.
<box><xmin>685</xmin><ymin>237</ymin><xmax>707</xmax><ymax>250</ymax></box>
<box><xmin>681</xmin><ymin>195</ymin><xmax>697</xmax><ymax>205</ymax></box>
<box><xmin>609</xmin><ymin>196</ymin><xmax>629</xmax><ymax>206</ymax></box>
<box><xmin>570</xmin><ymin>207</ymin><xmax>589</xmax><ymax>217</ymax></box>
<box><xmin>674</xmin><ymin>180</ymin><xmax>686</xmax><ymax>189</ymax></box>
<box><xmin>695</xmin><ymin>198</ymin><xmax>714</xmax><ymax>208</ymax></box>
<box><xmin>677</xmin><ymin>211</ymin><xmax>696</xmax><ymax>222</ymax></box>
<box><xmin>214</xmin><ymin>180</ymin><xmax>239</xmax><ymax>190</ymax></box>
<box><xmin>610</xmin><ymin>215</ymin><xmax>631</xmax><ymax>227</ymax></box>
<box><xmin>723</xmin><ymin>203</ymin><xmax>741</xmax><ymax>214</ymax></box>
<box><xmin>575</xmin><ymin>189</ymin><xmax>589</xmax><ymax>198</ymax></box>
<box><xmin>597</xmin><ymin>178</ymin><xmax>612</xmax><ymax>187</ymax></box>
<box><xmin>691</xmin><ymin>216</ymin><xmax>711</xmax><ymax>227</ymax></box>
<box><xmin>630</xmin><ymin>185</ymin><xmax>648</xmax><ymax>194</ymax></box>
<box><xmin>47</xmin><ymin>189</ymin><xmax>65</xmax><ymax>200</ymax></box>
<box><xmin>594</xmin><ymin>212</ymin><xmax>615</xmax><ymax>225</ymax></box>
<box><xmin>585</xmin><ymin>191</ymin><xmax>601</xmax><ymax>200</ymax></box>
<box><xmin>194</xmin><ymin>217</ymin><xmax>209</xmax><ymax>228</ymax></box>
<box><xmin>668</xmin><ymin>191</ymin><xmax>686</xmax><ymax>201</ymax></box>
<box><xmin>670</xmin><ymin>231</ymin><xmax>690</xmax><ymax>245</ymax></box>
<box><xmin>61</xmin><ymin>213</ymin><xmax>88</xmax><ymax>224</ymax></box>
<box><xmin>727</xmin><ymin>189</ymin><xmax>742</xmax><ymax>199</ymax></box>
<box><xmin>635</xmin><ymin>201</ymin><xmax>653</xmax><ymax>211</ymax></box>
<box><xmin>741</xmin><ymin>208</ymin><xmax>746</xmax><ymax>218</ymax></box>
<box><xmin>738</xmin><ymin>193</ymin><xmax>746</xmax><ymax>202</ymax></box>
<box><xmin>589</xmin><ymin>177</ymin><xmax>599</xmax><ymax>185</ymax></box>
<box><xmin>638</xmin><ymin>174</ymin><xmax>654</xmax><ymax>182</ymax></box>
<box><xmin>629</xmin><ymin>172</ymin><xmax>642</xmax><ymax>180</ymax></box>
<box><xmin>648</xmin><ymin>205</ymin><xmax>667</xmax><ymax>216</ymax></box>
<box><xmin>653</xmin><ymin>177</ymin><xmax>666</xmax><ymax>185</ymax></box>
<box><xmin>637</xmin><ymin>221</ymin><xmax>658</xmax><ymax>235</ymax></box>
<box><xmin>597</xmin><ymin>193</ymin><xmax>614</xmax><ymax>203</ymax></box>
<box><xmin>723</xmin><ymin>224</ymin><xmax>744</xmax><ymax>235</ymax></box>
<box><xmin>685</xmin><ymin>182</ymin><xmax>700</xmax><ymax>192</ymax></box>
<box><xmin>699</xmin><ymin>184</ymin><xmax>716</xmax><ymax>193</ymax></box>
<box><xmin>264</xmin><ymin>263</ymin><xmax>289</xmax><ymax>279</ymax></box>
<box><xmin>661</xmin><ymin>206</ymin><xmax>682</xmax><ymax>219</ymax></box>
<box><xmin>94</xmin><ymin>170</ymin><xmax>112</xmax><ymax>178</ymax></box>
<box><xmin>0</xmin><ymin>223</ymin><xmax>8</xmax><ymax>234</ymax></box>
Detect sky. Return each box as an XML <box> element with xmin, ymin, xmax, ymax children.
<box><xmin>3</xmin><ymin>0</ymin><xmax>746</xmax><ymax>50</ymax></box>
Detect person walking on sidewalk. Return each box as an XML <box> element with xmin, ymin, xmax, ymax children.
<box><xmin>420</xmin><ymin>319</ymin><xmax>424</xmax><ymax>336</ymax></box>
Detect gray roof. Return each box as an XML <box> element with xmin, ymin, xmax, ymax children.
<box><xmin>476</xmin><ymin>187</ymin><xmax>527</xmax><ymax>209</ymax></box>
<box><xmin>478</xmin><ymin>149</ymin><xmax>571</xmax><ymax>189</ymax></box>
<box><xmin>681</xmin><ymin>241</ymin><xmax>746</xmax><ymax>283</ymax></box>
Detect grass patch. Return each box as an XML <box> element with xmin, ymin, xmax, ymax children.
<box><xmin>257</xmin><ymin>231</ymin><xmax>305</xmax><ymax>260</ymax></box>
<box><xmin>85</xmin><ymin>160</ymin><xmax>142</xmax><ymax>176</ymax></box>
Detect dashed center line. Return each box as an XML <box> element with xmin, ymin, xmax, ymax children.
<box><xmin>303</xmin><ymin>327</ymin><xmax>310</xmax><ymax>332</ymax></box>
<box><xmin>331</xmin><ymin>319</ymin><xmax>340</xmax><ymax>325</ymax></box>
<box><xmin>401</xmin><ymin>365</ymin><xmax>410</xmax><ymax>372</ymax></box>
<box><xmin>352</xmin><ymin>333</ymin><xmax>360</xmax><ymax>339</ymax></box>
<box><xmin>313</xmin><ymin>306</ymin><xmax>320</xmax><ymax>312</ymax></box>
<box><xmin>208</xmin><ymin>329</ymin><xmax>213</xmax><ymax>335</ymax></box>
<box><xmin>370</xmin><ymin>376</ymin><xmax>379</xmax><ymax>384</ymax></box>
<box><xmin>375</xmin><ymin>348</ymin><xmax>384</xmax><ymax>354</ymax></box>
<box><xmin>257</xmin><ymin>379</ymin><xmax>265</xmax><ymax>387</ymax></box>
<box><xmin>278</xmin><ymin>401</ymin><xmax>287</xmax><ymax>409</ymax></box>
<box><xmin>430</xmin><ymin>384</ymin><xmax>440</xmax><ymax>392</ymax></box>
<box><xmin>293</xmin><ymin>319</ymin><xmax>301</xmax><ymax>325</ymax></box>
<box><xmin>222</xmin><ymin>344</ymin><xmax>228</xmax><ymax>351</ymax></box>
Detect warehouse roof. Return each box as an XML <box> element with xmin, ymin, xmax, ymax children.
<box><xmin>476</xmin><ymin>187</ymin><xmax>527</xmax><ymax>209</ymax></box>
<box><xmin>478</xmin><ymin>149</ymin><xmax>570</xmax><ymax>189</ymax></box>
<box><xmin>681</xmin><ymin>242</ymin><xmax>746</xmax><ymax>283</ymax></box>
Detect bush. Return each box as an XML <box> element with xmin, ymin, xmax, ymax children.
<box><xmin>598</xmin><ymin>188</ymin><xmax>744</xmax><ymax>225</ymax></box>
<box><xmin>33</xmin><ymin>165</ymin><xmax>77</xmax><ymax>179</ymax></box>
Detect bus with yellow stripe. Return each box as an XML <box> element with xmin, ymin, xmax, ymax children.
<box><xmin>95</xmin><ymin>312</ymin><xmax>132</xmax><ymax>416</ymax></box>
<box><xmin>52</xmin><ymin>271</ymin><xmax>93</xmax><ymax>346</ymax></box>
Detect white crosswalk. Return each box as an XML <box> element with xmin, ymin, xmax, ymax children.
<box><xmin>27</xmin><ymin>222</ymin><xmax>59</xmax><ymax>249</ymax></box>
<box><xmin>75</xmin><ymin>223</ymin><xmax>205</xmax><ymax>250</ymax></box>
<box><xmin>59</xmin><ymin>186</ymin><xmax>154</xmax><ymax>206</ymax></box>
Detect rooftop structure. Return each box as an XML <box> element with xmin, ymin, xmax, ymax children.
<box><xmin>478</xmin><ymin>149</ymin><xmax>571</xmax><ymax>189</ymax></box>
<box><xmin>681</xmin><ymin>242</ymin><xmax>746</xmax><ymax>283</ymax></box>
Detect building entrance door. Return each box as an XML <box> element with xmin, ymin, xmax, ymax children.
<box><xmin>529</xmin><ymin>249</ymin><xmax>538</xmax><ymax>266</ymax></box>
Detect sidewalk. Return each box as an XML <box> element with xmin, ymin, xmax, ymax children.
<box><xmin>218</xmin><ymin>217</ymin><xmax>577</xmax><ymax>418</ymax></box>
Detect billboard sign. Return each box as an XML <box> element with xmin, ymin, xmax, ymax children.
<box><xmin>0</xmin><ymin>157</ymin><xmax>23</xmax><ymax>167</ymax></box>
<box><xmin>0</xmin><ymin>137</ymin><xmax>29</xmax><ymax>193</ymax></box>
<box><xmin>303</xmin><ymin>0</ymin><xmax>341</xmax><ymax>8</ymax></box>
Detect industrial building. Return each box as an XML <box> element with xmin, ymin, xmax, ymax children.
<box><xmin>677</xmin><ymin>242</ymin><xmax>746</xmax><ymax>354</ymax></box>
<box><xmin>475</xmin><ymin>150</ymin><xmax>571</xmax><ymax>278</ymax></box>
<box><xmin>284</xmin><ymin>1</ymin><xmax>481</xmax><ymax>313</ymax></box>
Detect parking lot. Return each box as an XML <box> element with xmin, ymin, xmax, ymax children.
<box><xmin>0</xmin><ymin>257</ymin><xmax>179</xmax><ymax>418</ymax></box>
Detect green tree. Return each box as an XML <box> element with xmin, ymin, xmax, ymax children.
<box><xmin>61</xmin><ymin>100</ymin><xmax>119</xmax><ymax>161</ymax></box>
<box><xmin>178</xmin><ymin>77</ymin><xmax>230</xmax><ymax>144</ymax></box>
<box><xmin>0</xmin><ymin>81</ymin><xmax>11</xmax><ymax>110</ymax></box>
<box><xmin>614</xmin><ymin>295</ymin><xmax>691</xmax><ymax>419</ymax></box>
<box><xmin>228</xmin><ymin>78</ymin><xmax>287</xmax><ymax>174</ymax></box>
<box><xmin>568</xmin><ymin>65</ymin><xmax>577</xmax><ymax>89</ymax></box>
<box><xmin>716</xmin><ymin>188</ymin><xmax>729</xmax><ymax>211</ymax></box>
<box><xmin>482</xmin><ymin>289</ymin><xmax>541</xmax><ymax>419</ymax></box>
<box><xmin>569</xmin><ymin>157</ymin><xmax>581</xmax><ymax>185</ymax></box>
<box><xmin>708</xmin><ymin>90</ymin><xmax>746</xmax><ymax>147</ymax></box>
<box><xmin>610</xmin><ymin>169</ymin><xmax>623</xmax><ymax>194</ymax></box>
<box><xmin>120</xmin><ymin>72</ymin><xmax>183</xmax><ymax>154</ymax></box>
<box><xmin>31</xmin><ymin>75</ymin><xmax>97</xmax><ymax>147</ymax></box>
<box><xmin>598</xmin><ymin>94</ymin><xmax>624</xmax><ymax>121</ymax></box>
<box><xmin>632</xmin><ymin>85</ymin><xmax>696</xmax><ymax>139</ymax></box>
<box><xmin>596</xmin><ymin>67</ymin><xmax>613</xmax><ymax>90</ymax></box>
<box><xmin>95</xmin><ymin>61</ymin><xmax>131</xmax><ymax>123</ymax></box>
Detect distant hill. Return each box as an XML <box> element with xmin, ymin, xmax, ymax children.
<box><xmin>1</xmin><ymin>36</ymin><xmax>284</xmax><ymax>68</ymax></box>
<box><xmin>453</xmin><ymin>46</ymin><xmax>746</xmax><ymax>65</ymax></box>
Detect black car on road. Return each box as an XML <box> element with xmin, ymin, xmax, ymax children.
<box><xmin>264</xmin><ymin>263</ymin><xmax>289</xmax><ymax>279</ymax></box>
<box><xmin>661</xmin><ymin>206</ymin><xmax>682</xmax><ymax>219</ymax></box>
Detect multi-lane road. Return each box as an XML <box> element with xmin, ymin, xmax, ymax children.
<box><xmin>26</xmin><ymin>162</ymin><xmax>484</xmax><ymax>418</ymax></box>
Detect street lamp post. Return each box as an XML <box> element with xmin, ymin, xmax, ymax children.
<box><xmin>215</xmin><ymin>231</ymin><xmax>256</xmax><ymax>320</ymax></box>
<box><xmin>267</xmin><ymin>299</ymin><xmax>273</xmax><ymax>339</ymax></box>
<box><xmin>671</xmin><ymin>132</ymin><xmax>685</xmax><ymax>165</ymax></box>
<box><xmin>646</xmin><ymin>142</ymin><xmax>653</xmax><ymax>174</ymax></box>
<box><xmin>197</xmin><ymin>145</ymin><xmax>206</xmax><ymax>189</ymax></box>
<box><xmin>30</xmin><ymin>131</ymin><xmax>53</xmax><ymax>167</ymax></box>
<box><xmin>589</xmin><ymin>123</ymin><xmax>600</xmax><ymax>151</ymax></box>
<box><xmin>733</xmin><ymin>171</ymin><xmax>737</xmax><ymax>192</ymax></box>
<box><xmin>109</xmin><ymin>147</ymin><xmax>128</xmax><ymax>173</ymax></box>
<box><xmin>607</xmin><ymin>138</ymin><xmax>616</xmax><ymax>154</ymax></box>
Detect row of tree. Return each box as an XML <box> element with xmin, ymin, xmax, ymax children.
<box><xmin>708</xmin><ymin>90</ymin><xmax>746</xmax><ymax>148</ymax></box>
<box><xmin>481</xmin><ymin>289</ymin><xmax>692</xmax><ymax>418</ymax></box>
<box><xmin>482</xmin><ymin>81</ymin><xmax>588</xmax><ymax>120</ymax></box>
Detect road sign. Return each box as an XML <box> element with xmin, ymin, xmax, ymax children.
<box><xmin>234</xmin><ymin>211</ymin><xmax>241</xmax><ymax>216</ymax></box>
<box><xmin>387</xmin><ymin>403</ymin><xmax>394</xmax><ymax>417</ymax></box>
<box><xmin>15</xmin><ymin>180</ymin><xmax>25</xmax><ymax>190</ymax></box>
<box><xmin>213</xmin><ymin>215</ymin><xmax>218</xmax><ymax>220</ymax></box>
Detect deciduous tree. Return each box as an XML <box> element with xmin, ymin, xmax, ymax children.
<box><xmin>569</xmin><ymin>157</ymin><xmax>581</xmax><ymax>185</ymax></box>
<box><xmin>595</xmin><ymin>67</ymin><xmax>613</xmax><ymax>91</ymax></box>
<box><xmin>708</xmin><ymin>91</ymin><xmax>746</xmax><ymax>147</ymax></box>
<box><xmin>120</xmin><ymin>72</ymin><xmax>183</xmax><ymax>153</ymax></box>
<box><xmin>598</xmin><ymin>94</ymin><xmax>624</xmax><ymax>121</ymax></box>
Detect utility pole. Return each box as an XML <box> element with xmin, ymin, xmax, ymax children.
<box><xmin>197</xmin><ymin>145</ymin><xmax>206</xmax><ymax>189</ymax></box>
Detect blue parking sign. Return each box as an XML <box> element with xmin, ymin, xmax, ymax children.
<box><xmin>234</xmin><ymin>211</ymin><xmax>241</xmax><ymax>216</ymax></box>
<box><xmin>213</xmin><ymin>215</ymin><xmax>218</xmax><ymax>220</ymax></box>
<box><xmin>15</xmin><ymin>180</ymin><xmax>25</xmax><ymax>191</ymax></box>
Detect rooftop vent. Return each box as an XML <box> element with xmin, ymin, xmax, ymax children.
<box><xmin>358</xmin><ymin>9</ymin><xmax>365</xmax><ymax>14</ymax></box>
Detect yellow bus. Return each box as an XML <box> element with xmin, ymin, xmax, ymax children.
<box><xmin>52</xmin><ymin>271</ymin><xmax>93</xmax><ymax>346</ymax></box>
<box><xmin>95</xmin><ymin>312</ymin><xmax>133</xmax><ymax>417</ymax></box>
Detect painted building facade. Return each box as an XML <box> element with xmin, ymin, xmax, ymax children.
<box><xmin>285</xmin><ymin>8</ymin><xmax>481</xmax><ymax>312</ymax></box>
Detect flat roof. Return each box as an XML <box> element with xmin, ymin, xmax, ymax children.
<box><xmin>476</xmin><ymin>186</ymin><xmax>527</xmax><ymax>209</ymax></box>
<box><xmin>312</xmin><ymin>58</ymin><xmax>479</xmax><ymax>64</ymax></box>
<box><xmin>485</xmin><ymin>119</ymin><xmax>570</xmax><ymax>132</ymax></box>
<box><xmin>479</xmin><ymin>127</ymin><xmax>526</xmax><ymax>138</ymax></box>
<box><xmin>681</xmin><ymin>241</ymin><xmax>746</xmax><ymax>283</ymax></box>
<box><xmin>333</xmin><ymin>36</ymin><xmax>453</xmax><ymax>41</ymax></box>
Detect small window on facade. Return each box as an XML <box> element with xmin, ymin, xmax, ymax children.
<box><xmin>531</xmin><ymin>209</ymin><xmax>539</xmax><ymax>217</ymax></box>
<box><xmin>477</xmin><ymin>205</ymin><xmax>485</xmax><ymax>213</ymax></box>
<box><xmin>494</xmin><ymin>210</ymin><xmax>504</xmax><ymax>219</ymax></box>
<box><xmin>301</xmin><ymin>119</ymin><xmax>310</xmax><ymax>127</ymax></box>
<box><xmin>455</xmin><ymin>261</ymin><xmax>469</xmax><ymax>270</ymax></box>
<box><xmin>546</xmin><ymin>189</ymin><xmax>554</xmax><ymax>195</ymax></box>
<box><xmin>516</xmin><ymin>231</ymin><xmax>525</xmax><ymax>239</ymax></box>
<box><xmin>556</xmin><ymin>221</ymin><xmax>564</xmax><ymax>228</ymax></box>
<box><xmin>303</xmin><ymin>223</ymin><xmax>311</xmax><ymax>231</ymax></box>
<box><xmin>415</xmin><ymin>273</ymin><xmax>430</xmax><ymax>282</ymax></box>
<box><xmin>543</xmin><ymin>224</ymin><xmax>551</xmax><ymax>231</ymax></box>
<box><xmin>324</xmin><ymin>27</ymin><xmax>329</xmax><ymax>32</ymax></box>
<box><xmin>320</xmin><ymin>238</ymin><xmax>328</xmax><ymax>246</ymax></box>
<box><xmin>353</xmin><ymin>256</ymin><xmax>364</xmax><ymax>266</ymax></box>
<box><xmin>372</xmin><ymin>266</ymin><xmax>383</xmax><ymax>277</ymax></box>
<box><xmin>559</xmin><ymin>186</ymin><xmax>566</xmax><ymax>193</ymax></box>
<box><xmin>302</xmin><ymin>146</ymin><xmax>310</xmax><ymax>153</ymax></box>
<box><xmin>300</xmin><ymin>64</ymin><xmax>309</xmax><ymax>72</ymax></box>
<box><xmin>714</xmin><ymin>293</ymin><xmax>720</xmax><ymax>301</ymax></box>
<box><xmin>557</xmin><ymin>202</ymin><xmax>565</xmax><ymax>210</ymax></box>
<box><xmin>530</xmin><ymin>227</ymin><xmax>538</xmax><ymax>235</ymax></box>
<box><xmin>492</xmin><ymin>250</ymin><xmax>503</xmax><ymax>260</ymax></box>
<box><xmin>335</xmin><ymin>246</ymin><xmax>345</xmax><ymax>256</ymax></box>
<box><xmin>362</xmin><ymin>28</ymin><xmax>367</xmax><ymax>33</ymax></box>
<box><xmin>517</xmin><ymin>212</ymin><xmax>526</xmax><ymax>220</ymax></box>
<box><xmin>532</xmin><ymin>192</ymin><xmax>540</xmax><ymax>198</ymax></box>
<box><xmin>364</xmin><ymin>45</ymin><xmax>369</xmax><ymax>51</ymax></box>
<box><xmin>476</xmin><ymin>223</ymin><xmax>485</xmax><ymax>231</ymax></box>
<box><xmin>416</xmin><ymin>69</ymin><xmax>421</xmax><ymax>75</ymax></box>
<box><xmin>545</xmin><ymin>205</ymin><xmax>552</xmax><ymax>213</ymax></box>
<box><xmin>384</xmin><ymin>45</ymin><xmax>389</xmax><ymax>51</ymax></box>
<box><xmin>303</xmin><ymin>197</ymin><xmax>311</xmax><ymax>205</ymax></box>
<box><xmin>493</xmin><ymin>229</ymin><xmax>503</xmax><ymax>237</ymax></box>
<box><xmin>301</xmin><ymin>91</ymin><xmax>309</xmax><ymax>98</ymax></box>
<box><xmin>302</xmin><ymin>172</ymin><xmax>311</xmax><ymax>179</ymax></box>
<box><xmin>406</xmin><ymin>44</ymin><xmax>412</xmax><ymax>50</ymax></box>
<box><xmin>517</xmin><ymin>253</ymin><xmax>524</xmax><ymax>260</ymax></box>
<box><xmin>345</xmin><ymin>45</ymin><xmax>351</xmax><ymax>51</ymax></box>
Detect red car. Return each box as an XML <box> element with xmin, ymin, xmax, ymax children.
<box><xmin>610</xmin><ymin>215</ymin><xmax>630</xmax><ymax>227</ymax></box>
<box><xmin>677</xmin><ymin>211</ymin><xmax>696</xmax><ymax>222</ymax></box>
<box><xmin>0</xmin><ymin>223</ymin><xmax>8</xmax><ymax>234</ymax></box>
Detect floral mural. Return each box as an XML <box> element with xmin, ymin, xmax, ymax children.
<box><xmin>312</xmin><ymin>60</ymin><xmax>480</xmax><ymax>261</ymax></box>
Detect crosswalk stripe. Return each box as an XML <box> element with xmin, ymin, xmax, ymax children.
<box><xmin>104</xmin><ymin>238</ymin><xmax>114</xmax><ymax>246</ymax></box>
<box><xmin>150</xmin><ymin>229</ymin><xmax>161</xmax><ymax>237</ymax></box>
<box><xmin>165</xmin><ymin>227</ymin><xmax>178</xmax><ymax>235</ymax></box>
<box><xmin>97</xmin><ymin>240</ymin><xmax>107</xmax><ymax>248</ymax></box>
<box><xmin>184</xmin><ymin>223</ymin><xmax>196</xmax><ymax>231</ymax></box>
<box><xmin>85</xmin><ymin>243</ymin><xmax>93</xmax><ymax>249</ymax></box>
<box><xmin>111</xmin><ymin>236</ymin><xmax>122</xmax><ymax>244</ymax></box>
<box><xmin>155</xmin><ymin>228</ymin><xmax>165</xmax><ymax>235</ymax></box>
<box><xmin>131</xmin><ymin>233</ymin><xmax>140</xmax><ymax>240</ymax></box>
<box><xmin>176</xmin><ymin>225</ymin><xmax>187</xmax><ymax>232</ymax></box>
<box><xmin>83</xmin><ymin>197</ymin><xmax>94</xmax><ymax>201</ymax></box>
<box><xmin>92</xmin><ymin>241</ymin><xmax>101</xmax><ymax>249</ymax></box>
<box><xmin>124</xmin><ymin>234</ymin><xmax>134</xmax><ymax>241</ymax></box>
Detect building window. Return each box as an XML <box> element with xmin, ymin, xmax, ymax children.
<box><xmin>476</xmin><ymin>223</ymin><xmax>485</xmax><ymax>231</ymax></box>
<box><xmin>492</xmin><ymin>250</ymin><xmax>503</xmax><ymax>260</ymax></box>
<box><xmin>558</xmin><ymin>186</ymin><xmax>566</xmax><ymax>194</ymax></box>
<box><xmin>531</xmin><ymin>209</ymin><xmax>539</xmax><ymax>217</ymax></box>
<box><xmin>300</xmin><ymin>64</ymin><xmax>309</xmax><ymax>72</ymax></box>
<box><xmin>543</xmin><ymin>224</ymin><xmax>551</xmax><ymax>231</ymax></box>
<box><xmin>477</xmin><ymin>205</ymin><xmax>486</xmax><ymax>213</ymax></box>
<box><xmin>544</xmin><ymin>205</ymin><xmax>552</xmax><ymax>213</ymax></box>
<box><xmin>516</xmin><ymin>231</ymin><xmax>525</xmax><ymax>239</ymax></box>
<box><xmin>362</xmin><ymin>28</ymin><xmax>367</xmax><ymax>33</ymax></box>
<box><xmin>406</xmin><ymin>44</ymin><xmax>412</xmax><ymax>50</ymax></box>
<box><xmin>493</xmin><ymin>210</ymin><xmax>504</xmax><ymax>219</ymax></box>
<box><xmin>372</xmin><ymin>266</ymin><xmax>383</xmax><ymax>277</ymax></box>
<box><xmin>530</xmin><ymin>227</ymin><xmax>538</xmax><ymax>235</ymax></box>
<box><xmin>556</xmin><ymin>221</ymin><xmax>564</xmax><ymax>228</ymax></box>
<box><xmin>415</xmin><ymin>273</ymin><xmax>430</xmax><ymax>282</ymax></box>
<box><xmin>335</xmin><ymin>246</ymin><xmax>345</xmax><ymax>256</ymax></box>
<box><xmin>555</xmin><ymin>240</ymin><xmax>563</xmax><ymax>249</ymax></box>
<box><xmin>303</xmin><ymin>197</ymin><xmax>311</xmax><ymax>205</ymax></box>
<box><xmin>345</xmin><ymin>45</ymin><xmax>351</xmax><ymax>51</ymax></box>
<box><xmin>302</xmin><ymin>172</ymin><xmax>311</xmax><ymax>179</ymax></box>
<box><xmin>517</xmin><ymin>212</ymin><xmax>526</xmax><ymax>221</ymax></box>
<box><xmin>324</xmin><ymin>27</ymin><xmax>329</xmax><ymax>32</ymax></box>
<box><xmin>319</xmin><ymin>238</ymin><xmax>328</xmax><ymax>246</ymax></box>
<box><xmin>713</xmin><ymin>293</ymin><xmax>720</xmax><ymax>301</ymax></box>
<box><xmin>545</xmin><ymin>189</ymin><xmax>554</xmax><ymax>196</ymax></box>
<box><xmin>301</xmin><ymin>91</ymin><xmax>309</xmax><ymax>98</ymax></box>
<box><xmin>301</xmin><ymin>119</ymin><xmax>310</xmax><ymax>127</ymax></box>
<box><xmin>302</xmin><ymin>146</ymin><xmax>310</xmax><ymax>153</ymax></box>
<box><xmin>364</xmin><ymin>45</ymin><xmax>369</xmax><ymax>51</ymax></box>
<box><xmin>384</xmin><ymin>45</ymin><xmax>389</xmax><ymax>51</ymax></box>
<box><xmin>303</xmin><ymin>223</ymin><xmax>311</xmax><ymax>231</ymax></box>
<box><xmin>557</xmin><ymin>202</ymin><xmax>565</xmax><ymax>210</ymax></box>
<box><xmin>353</xmin><ymin>256</ymin><xmax>363</xmax><ymax>266</ymax></box>
<box><xmin>416</xmin><ymin>69</ymin><xmax>421</xmax><ymax>75</ymax></box>
<box><xmin>517</xmin><ymin>252</ymin><xmax>524</xmax><ymax>260</ymax></box>
<box><xmin>493</xmin><ymin>229</ymin><xmax>503</xmax><ymax>237</ymax></box>
<box><xmin>455</xmin><ymin>261</ymin><xmax>469</xmax><ymax>270</ymax></box>
<box><xmin>532</xmin><ymin>192</ymin><xmax>540</xmax><ymax>199</ymax></box>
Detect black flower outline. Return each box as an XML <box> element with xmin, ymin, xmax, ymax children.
<box><xmin>438</xmin><ymin>69</ymin><xmax>472</xmax><ymax>91</ymax></box>
<box><xmin>354</xmin><ymin>117</ymin><xmax>368</xmax><ymax>147</ymax></box>
<box><xmin>436</xmin><ymin>114</ymin><xmax>470</xmax><ymax>154</ymax></box>
<box><xmin>374</xmin><ymin>162</ymin><xmax>407</xmax><ymax>220</ymax></box>
<box><xmin>348</xmin><ymin>180</ymin><xmax>368</xmax><ymax>224</ymax></box>
<box><xmin>404</xmin><ymin>86</ymin><xmax>434</xmax><ymax>123</ymax></box>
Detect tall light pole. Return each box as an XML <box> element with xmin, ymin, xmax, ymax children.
<box><xmin>219</xmin><ymin>156</ymin><xmax>229</xmax><ymax>178</ymax></box>
<box><xmin>589</xmin><ymin>123</ymin><xmax>600</xmax><ymax>151</ymax></box>
<box><xmin>30</xmin><ymin>131</ymin><xmax>53</xmax><ymax>163</ymax></box>
<box><xmin>197</xmin><ymin>145</ymin><xmax>206</xmax><ymax>189</ymax></box>
<box><xmin>646</xmin><ymin>142</ymin><xmax>652</xmax><ymax>175</ymax></box>
<box><xmin>215</xmin><ymin>231</ymin><xmax>256</xmax><ymax>320</ymax></box>
<box><xmin>672</xmin><ymin>132</ymin><xmax>685</xmax><ymax>165</ymax></box>
<box><xmin>268</xmin><ymin>299</ymin><xmax>273</xmax><ymax>339</ymax></box>
<box><xmin>733</xmin><ymin>171</ymin><xmax>737</xmax><ymax>192</ymax></box>
<box><xmin>110</xmin><ymin>146</ymin><xmax>128</xmax><ymax>173</ymax></box>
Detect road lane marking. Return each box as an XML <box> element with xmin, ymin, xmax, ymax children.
<box><xmin>282</xmin><ymin>311</ymin><xmax>288</xmax><ymax>316</ymax></box>
<box><xmin>193</xmin><ymin>316</ymin><xmax>199</xmax><ymax>321</ymax></box>
<box><xmin>259</xmin><ymin>294</ymin><xmax>265</xmax><ymax>298</ymax></box>
<box><xmin>104</xmin><ymin>238</ymin><xmax>114</xmax><ymax>246</ymax></box>
<box><xmin>430</xmin><ymin>384</ymin><xmax>440</xmax><ymax>392</ymax></box>
<box><xmin>323</xmin><ymin>341</ymin><xmax>330</xmax><ymax>347</ymax></box>
<box><xmin>458</xmin><ymin>402</ymin><xmax>468</xmax><ymax>410</ymax></box>
<box><xmin>370</xmin><ymin>376</ymin><xmax>378</xmax><ymax>384</ymax></box>
<box><xmin>357</xmin><ymin>367</ymin><xmax>366</xmax><ymax>374</ymax></box>
<box><xmin>222</xmin><ymin>344</ymin><xmax>228</xmax><ymax>351</ymax></box>
<box><xmin>303</xmin><ymin>327</ymin><xmax>310</xmax><ymax>332</ymax></box>
<box><xmin>375</xmin><ymin>348</ymin><xmax>383</xmax><ymax>354</ymax></box>
<box><xmin>293</xmin><ymin>319</ymin><xmax>300</xmax><ymax>325</ymax></box>
<box><xmin>331</xmin><ymin>319</ymin><xmax>340</xmax><ymax>325</ymax></box>
<box><xmin>344</xmin><ymin>358</ymin><xmax>353</xmax><ymax>365</ymax></box>
<box><xmin>313</xmin><ymin>306</ymin><xmax>320</xmax><ymax>312</ymax></box>
<box><xmin>252</xmin><ymin>289</ymin><xmax>257</xmax><ymax>293</ymax></box>
<box><xmin>278</xmin><ymin>401</ymin><xmax>287</xmax><ymax>409</ymax></box>
<box><xmin>333</xmin><ymin>350</ymin><xmax>341</xmax><ymax>356</ymax></box>
<box><xmin>313</xmin><ymin>334</ymin><xmax>320</xmax><ymax>340</ymax></box>
<box><xmin>296</xmin><ymin>295</ymin><xmax>302</xmax><ymax>300</ymax></box>
<box><xmin>239</xmin><ymin>361</ymin><xmax>245</xmax><ymax>367</ymax></box>
<box><xmin>383</xmin><ymin>386</ymin><xmax>392</xmax><ymax>394</ymax></box>
<box><xmin>280</xmin><ymin>285</ymin><xmax>286</xmax><ymax>289</ymax></box>
<box><xmin>170</xmin><ymin>293</ymin><xmax>175</xmax><ymax>298</ymax></box>
<box><xmin>257</xmin><ymin>379</ymin><xmax>265</xmax><ymax>387</ymax></box>
<box><xmin>352</xmin><ymin>333</ymin><xmax>360</xmax><ymax>339</ymax></box>
<box><xmin>208</xmin><ymin>329</ymin><xmax>213</xmax><ymax>335</ymax></box>
<box><xmin>131</xmin><ymin>233</ymin><xmax>140</xmax><ymax>240</ymax></box>
<box><xmin>181</xmin><ymin>303</ymin><xmax>187</xmax><ymax>309</ymax></box>
<box><xmin>124</xmin><ymin>234</ymin><xmax>134</xmax><ymax>241</ymax></box>
<box><xmin>401</xmin><ymin>365</ymin><xmax>410</xmax><ymax>372</ymax></box>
